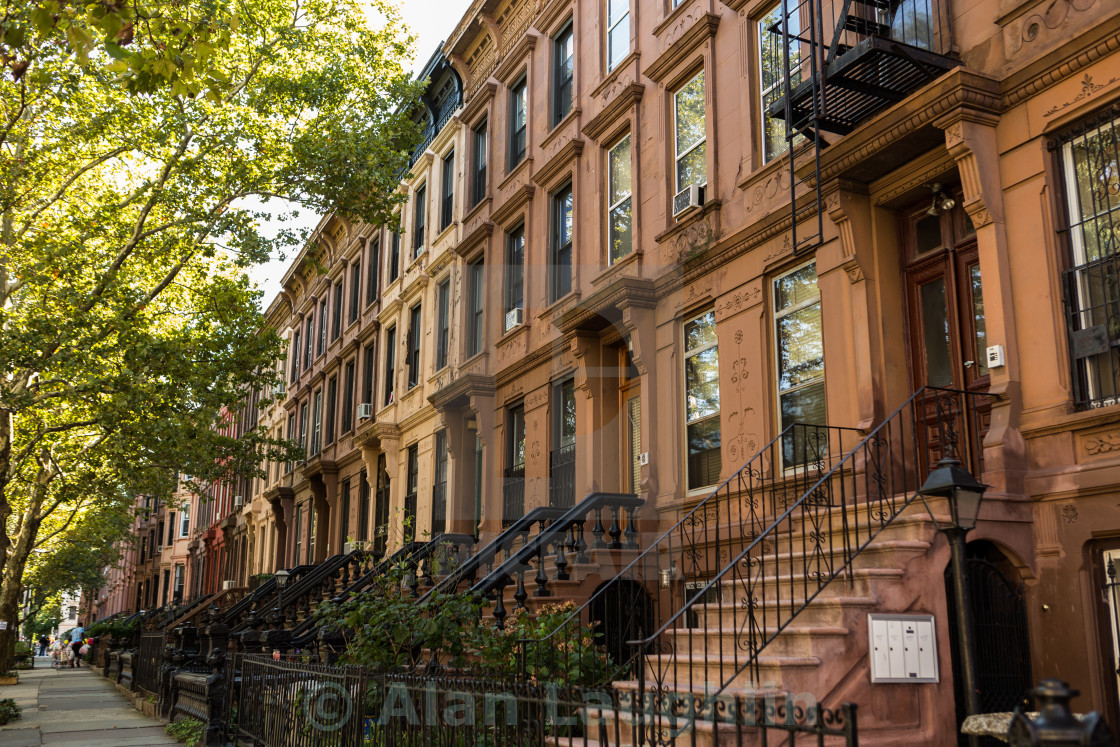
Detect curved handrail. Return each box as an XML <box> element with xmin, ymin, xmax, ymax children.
<box><xmin>235</xmin><ymin>551</ymin><xmax>366</xmax><ymax>631</ymax></box>
<box><xmin>517</xmin><ymin>422</ymin><xmax>861</xmax><ymax>682</ymax></box>
<box><xmin>631</xmin><ymin>386</ymin><xmax>990</xmax><ymax>698</ymax></box>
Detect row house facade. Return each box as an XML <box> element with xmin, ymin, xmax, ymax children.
<box><xmin>95</xmin><ymin>0</ymin><xmax>1120</xmax><ymax>739</ymax></box>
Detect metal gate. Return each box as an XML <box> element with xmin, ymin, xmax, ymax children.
<box><xmin>947</xmin><ymin>555</ymin><xmax>1034</xmax><ymax>745</ymax></box>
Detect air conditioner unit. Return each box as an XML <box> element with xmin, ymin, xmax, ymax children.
<box><xmin>222</xmin><ymin>580</ymin><xmax>236</xmax><ymax>591</ymax></box>
<box><xmin>504</xmin><ymin>307</ymin><xmax>523</xmax><ymax>332</ymax></box>
<box><xmin>156</xmin><ymin>545</ymin><xmax>164</xmax><ymax>553</ymax></box>
<box><xmin>233</xmin><ymin>495</ymin><xmax>244</xmax><ymax>509</ymax></box>
<box><xmin>672</xmin><ymin>183</ymin><xmax>704</xmax><ymax>219</ymax></box>
<box><xmin>357</xmin><ymin>402</ymin><xmax>373</xmax><ymax>420</ymax></box>
<box><xmin>344</xmin><ymin>541</ymin><xmax>362</xmax><ymax>554</ymax></box>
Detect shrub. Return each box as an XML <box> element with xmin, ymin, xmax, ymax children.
<box><xmin>0</xmin><ymin>698</ymin><xmax>21</xmax><ymax>725</ymax></box>
<box><xmin>166</xmin><ymin>717</ymin><xmax>205</xmax><ymax>746</ymax></box>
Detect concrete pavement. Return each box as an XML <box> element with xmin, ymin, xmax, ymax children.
<box><xmin>0</xmin><ymin>657</ymin><xmax>179</xmax><ymax>747</ymax></box>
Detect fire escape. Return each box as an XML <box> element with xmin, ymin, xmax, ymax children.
<box><xmin>768</xmin><ymin>0</ymin><xmax>959</xmax><ymax>252</ymax></box>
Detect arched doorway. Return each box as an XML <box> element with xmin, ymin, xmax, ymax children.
<box><xmin>588</xmin><ymin>579</ymin><xmax>654</xmax><ymax>675</ymax></box>
<box><xmin>945</xmin><ymin>540</ymin><xmax>1034</xmax><ymax>745</ymax></box>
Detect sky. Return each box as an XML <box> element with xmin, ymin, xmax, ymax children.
<box><xmin>245</xmin><ymin>0</ymin><xmax>474</xmax><ymax>307</ymax></box>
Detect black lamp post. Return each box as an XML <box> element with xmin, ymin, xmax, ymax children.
<box><xmin>917</xmin><ymin>457</ymin><xmax>987</xmax><ymax>747</ymax></box>
<box><xmin>274</xmin><ymin>569</ymin><xmax>290</xmax><ymax>623</ymax></box>
<box><xmin>1007</xmin><ymin>679</ymin><xmax>1114</xmax><ymax>745</ymax></box>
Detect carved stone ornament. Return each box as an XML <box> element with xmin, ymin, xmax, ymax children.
<box><xmin>1084</xmin><ymin>430</ymin><xmax>1120</xmax><ymax>455</ymax></box>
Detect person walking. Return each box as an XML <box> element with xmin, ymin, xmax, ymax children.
<box><xmin>68</xmin><ymin>621</ymin><xmax>85</xmax><ymax>668</ymax></box>
<box><xmin>37</xmin><ymin>634</ymin><xmax>48</xmax><ymax>656</ymax></box>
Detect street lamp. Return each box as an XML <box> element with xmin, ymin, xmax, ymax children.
<box><xmin>274</xmin><ymin>569</ymin><xmax>290</xmax><ymax>625</ymax></box>
<box><xmin>917</xmin><ymin>457</ymin><xmax>987</xmax><ymax>747</ymax></box>
<box><xmin>1007</xmin><ymin>679</ymin><xmax>1113</xmax><ymax>745</ymax></box>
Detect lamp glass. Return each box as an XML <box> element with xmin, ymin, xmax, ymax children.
<box><xmin>953</xmin><ymin>487</ymin><xmax>983</xmax><ymax>531</ymax></box>
<box><xmin>275</xmin><ymin>569</ymin><xmax>290</xmax><ymax>589</ymax></box>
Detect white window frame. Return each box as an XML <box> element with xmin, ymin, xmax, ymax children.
<box><xmin>684</xmin><ymin>308</ymin><xmax>720</xmax><ymax>491</ymax></box>
<box><xmin>674</xmin><ymin>71</ymin><xmax>707</xmax><ymax>193</ymax></box>
<box><xmin>179</xmin><ymin>507</ymin><xmax>190</xmax><ymax>538</ymax></box>
<box><xmin>608</xmin><ymin>134</ymin><xmax>633</xmax><ymax>264</ymax></box>
<box><xmin>607</xmin><ymin>0</ymin><xmax>630</xmax><ymax>71</ymax></box>
<box><xmin>773</xmin><ymin>260</ymin><xmax>826</xmax><ymax>468</ymax></box>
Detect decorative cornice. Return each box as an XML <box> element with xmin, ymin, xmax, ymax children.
<box><xmin>460</xmin><ymin>81</ymin><xmax>497</xmax><ymax>124</ymax></box>
<box><xmin>644</xmin><ymin>11</ymin><xmax>720</xmax><ymax>84</ymax></box>
<box><xmin>456</xmin><ymin>216</ymin><xmax>495</xmax><ymax>257</ymax></box>
<box><xmin>427</xmin><ymin>372</ymin><xmax>497</xmax><ymax>411</ymax></box>
<box><xmin>555</xmin><ymin>277</ymin><xmax>658</xmax><ymax>334</ymax></box>
<box><xmin>1002</xmin><ymin>25</ymin><xmax>1120</xmax><ymax>111</ymax></box>
<box><xmin>493</xmin><ymin>31</ymin><xmax>538</xmax><ymax>84</ymax></box>
<box><xmin>583</xmin><ymin>83</ymin><xmax>644</xmax><ymax>145</ymax></box>
<box><xmin>531</xmin><ymin>137</ymin><xmax>584</xmax><ymax>189</ymax></box>
<box><xmin>534</xmin><ymin>0</ymin><xmax>573</xmax><ymax>36</ymax></box>
<box><xmin>491</xmin><ymin>182</ymin><xmax>536</xmax><ymax>226</ymax></box>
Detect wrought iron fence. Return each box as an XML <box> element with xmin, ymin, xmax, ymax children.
<box><xmin>232</xmin><ymin>655</ymin><xmax>857</xmax><ymax>747</ymax></box>
<box><xmin>550</xmin><ymin>443</ymin><xmax>576</xmax><ymax>509</ymax></box>
<box><xmin>233</xmin><ymin>654</ymin><xmax>369</xmax><ymax>747</ymax></box>
<box><xmin>502</xmin><ymin>464</ymin><xmax>525</xmax><ymax>528</ymax></box>
<box><xmin>135</xmin><ymin>631</ymin><xmax>164</xmax><ymax>696</ymax></box>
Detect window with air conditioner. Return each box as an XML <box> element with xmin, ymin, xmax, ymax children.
<box><xmin>674</xmin><ymin>71</ymin><xmax>707</xmax><ymax>214</ymax></box>
<box><xmin>505</xmin><ymin>225</ymin><xmax>525</xmax><ymax>331</ymax></box>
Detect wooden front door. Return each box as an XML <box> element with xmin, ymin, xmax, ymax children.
<box><xmin>904</xmin><ymin>195</ymin><xmax>991</xmax><ymax>467</ymax></box>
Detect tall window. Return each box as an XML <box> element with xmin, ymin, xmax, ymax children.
<box><xmin>685</xmin><ymin>309</ymin><xmax>720</xmax><ymax>490</ymax></box>
<box><xmin>299</xmin><ymin>400</ymin><xmax>309</xmax><ymax>455</ymax></box>
<box><xmin>342</xmin><ymin>359</ymin><xmax>356</xmax><ymax>433</ymax></box>
<box><xmin>436</xmin><ymin>280</ymin><xmax>450</xmax><ymax>370</ymax></box>
<box><xmin>362</xmin><ymin>343</ymin><xmax>375</xmax><ymax>406</ymax></box>
<box><xmin>759</xmin><ymin>4</ymin><xmax>803</xmax><ymax>163</ymax></box>
<box><xmin>472</xmin><ymin>120</ymin><xmax>488</xmax><ymax>206</ymax></box>
<box><xmin>407</xmin><ymin>304</ymin><xmax>422</xmax><ymax>389</ymax></box>
<box><xmin>367</xmin><ymin>240</ymin><xmax>380</xmax><ymax>306</ymax></box>
<box><xmin>359</xmin><ymin>470</ymin><xmax>370</xmax><ymax>540</ymax></box>
<box><xmin>332</xmin><ymin>282</ymin><xmax>343</xmax><ymax>340</ymax></box>
<box><xmin>553</xmin><ymin>24</ymin><xmax>574</xmax><ymax>126</ymax></box>
<box><xmin>405</xmin><ymin>444</ymin><xmax>419</xmax><ymax>540</ymax></box>
<box><xmin>304</xmin><ymin>316</ymin><xmax>314</xmax><ymax>369</ymax></box>
<box><xmin>467</xmin><ymin>260</ymin><xmax>485</xmax><ymax>357</ymax></box>
<box><xmin>179</xmin><ymin>507</ymin><xmax>190</xmax><ymax>537</ymax></box>
<box><xmin>325</xmin><ymin>376</ymin><xmax>337</xmax><ymax>445</ymax></box>
<box><xmin>674</xmin><ymin>71</ymin><xmax>707</xmax><ymax>192</ymax></box>
<box><xmin>383</xmin><ymin>327</ymin><xmax>396</xmax><ymax>406</ymax></box>
<box><xmin>413</xmin><ymin>185</ymin><xmax>427</xmax><ymax>257</ymax></box>
<box><xmin>349</xmin><ymin>261</ymin><xmax>361</xmax><ymax>323</ymax></box>
<box><xmin>318</xmin><ymin>298</ymin><xmax>327</xmax><ymax>355</ymax></box>
<box><xmin>509</xmin><ymin>78</ymin><xmax>527</xmax><ymax>170</ymax></box>
<box><xmin>608</xmin><ymin>135</ymin><xmax>633</xmax><ymax>263</ymax></box>
<box><xmin>550</xmin><ymin>378</ymin><xmax>576</xmax><ymax>508</ymax></box>
<box><xmin>607</xmin><ymin>0</ymin><xmax>629</xmax><ymax>71</ymax></box>
<box><xmin>389</xmin><ymin>231</ymin><xmax>401</xmax><ymax>282</ymax></box>
<box><xmin>290</xmin><ymin>329</ymin><xmax>301</xmax><ymax>381</ymax></box>
<box><xmin>441</xmin><ymin>152</ymin><xmax>455</xmax><ymax>231</ymax></box>
<box><xmin>774</xmin><ymin>262</ymin><xmax>825</xmax><ymax>464</ymax></box>
<box><xmin>1061</xmin><ymin>111</ymin><xmax>1120</xmax><ymax>409</ymax></box>
<box><xmin>286</xmin><ymin>413</ymin><xmax>296</xmax><ymax>472</ymax></box>
<box><xmin>550</xmin><ymin>185</ymin><xmax>574</xmax><ymax>302</ymax></box>
<box><xmin>173</xmin><ymin>565</ymin><xmax>184</xmax><ymax>601</ymax></box>
<box><xmin>505</xmin><ymin>225</ymin><xmax>525</xmax><ymax>329</ymax></box>
<box><xmin>308</xmin><ymin>505</ymin><xmax>316</xmax><ymax>562</ymax></box>
<box><xmin>433</xmin><ymin>430</ymin><xmax>448</xmax><ymax>534</ymax></box>
<box><xmin>167</xmin><ymin>514</ymin><xmax>175</xmax><ymax>544</ymax></box>
<box><xmin>503</xmin><ymin>404</ymin><xmax>526</xmax><ymax>526</ymax></box>
<box><xmin>339</xmin><ymin>478</ymin><xmax>351</xmax><ymax>548</ymax></box>
<box><xmin>310</xmin><ymin>389</ymin><xmax>322</xmax><ymax>455</ymax></box>
<box><xmin>294</xmin><ymin>507</ymin><xmax>302</xmax><ymax>565</ymax></box>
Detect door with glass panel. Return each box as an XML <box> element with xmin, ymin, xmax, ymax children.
<box><xmin>904</xmin><ymin>197</ymin><xmax>991</xmax><ymax>468</ymax></box>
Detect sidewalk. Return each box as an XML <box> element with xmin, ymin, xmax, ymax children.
<box><xmin>0</xmin><ymin>657</ymin><xmax>179</xmax><ymax>747</ymax></box>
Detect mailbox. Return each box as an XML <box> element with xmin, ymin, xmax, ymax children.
<box><xmin>868</xmin><ymin>613</ymin><xmax>939</xmax><ymax>684</ymax></box>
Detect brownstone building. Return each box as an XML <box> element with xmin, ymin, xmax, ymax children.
<box><xmin>99</xmin><ymin>0</ymin><xmax>1120</xmax><ymax>741</ymax></box>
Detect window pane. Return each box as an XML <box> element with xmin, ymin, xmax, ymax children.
<box><xmin>780</xmin><ymin>381</ymin><xmax>827</xmax><ymax>466</ymax></box>
<box><xmin>775</xmin><ymin>263</ymin><xmax>818</xmax><ymax>311</ymax></box>
<box><xmin>610</xmin><ymin>198</ymin><xmax>632</xmax><ymax>263</ymax></box>
<box><xmin>676</xmin><ymin>143</ymin><xmax>706</xmax><ymax>190</ymax></box>
<box><xmin>685</xmin><ymin>310</ymin><xmax>717</xmax><ymax>351</ymax></box>
<box><xmin>686</xmin><ymin>346</ymin><xmax>720</xmax><ymax>422</ymax></box>
<box><xmin>559</xmin><ymin>189</ymin><xmax>573</xmax><ymax>245</ymax></box>
<box><xmin>777</xmin><ymin>305</ymin><xmax>824</xmax><ymax>390</ymax></box>
<box><xmin>609</xmin><ymin>136</ymin><xmax>632</xmax><ymax>204</ymax></box>
<box><xmin>920</xmin><ymin>277</ymin><xmax>952</xmax><ymax>387</ymax></box>
<box><xmin>969</xmin><ymin>263</ymin><xmax>989</xmax><ymax>377</ymax></box>
<box><xmin>687</xmin><ymin>417</ymin><xmax>721</xmax><ymax>490</ymax></box>
<box><xmin>608</xmin><ymin>9</ymin><xmax>629</xmax><ymax>69</ymax></box>
<box><xmin>675</xmin><ymin>73</ymin><xmax>706</xmax><ymax>155</ymax></box>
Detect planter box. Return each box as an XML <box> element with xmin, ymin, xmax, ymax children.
<box><xmin>0</xmin><ymin>675</ymin><xmax>18</xmax><ymax>685</ymax></box>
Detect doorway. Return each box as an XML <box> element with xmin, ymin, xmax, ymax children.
<box><xmin>903</xmin><ymin>192</ymin><xmax>991</xmax><ymax>467</ymax></box>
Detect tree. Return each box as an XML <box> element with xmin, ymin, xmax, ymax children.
<box><xmin>0</xmin><ymin>0</ymin><xmax>424</xmax><ymax>670</ymax></box>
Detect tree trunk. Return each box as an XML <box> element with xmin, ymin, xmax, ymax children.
<box><xmin>0</xmin><ymin>459</ymin><xmax>47</xmax><ymax>672</ymax></box>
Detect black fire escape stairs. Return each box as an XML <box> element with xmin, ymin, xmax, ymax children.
<box><xmin>768</xmin><ymin>0</ymin><xmax>960</xmax><ymax>252</ymax></box>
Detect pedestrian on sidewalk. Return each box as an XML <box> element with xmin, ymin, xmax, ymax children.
<box><xmin>37</xmin><ymin>634</ymin><xmax>48</xmax><ymax>656</ymax></box>
<box><xmin>68</xmin><ymin>621</ymin><xmax>85</xmax><ymax>668</ymax></box>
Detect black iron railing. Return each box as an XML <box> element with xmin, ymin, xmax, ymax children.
<box><xmin>549</xmin><ymin>443</ymin><xmax>576</xmax><ymax>509</ymax></box>
<box><xmin>520</xmin><ymin>423</ymin><xmax>859</xmax><ymax>684</ymax></box>
<box><xmin>503</xmin><ymin>463</ymin><xmax>526</xmax><ymax>528</ymax></box>
<box><xmin>629</xmin><ymin>387</ymin><xmax>989</xmax><ymax>715</ymax></box>
<box><xmin>135</xmin><ymin>630</ymin><xmax>164</xmax><ymax>696</ymax></box>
